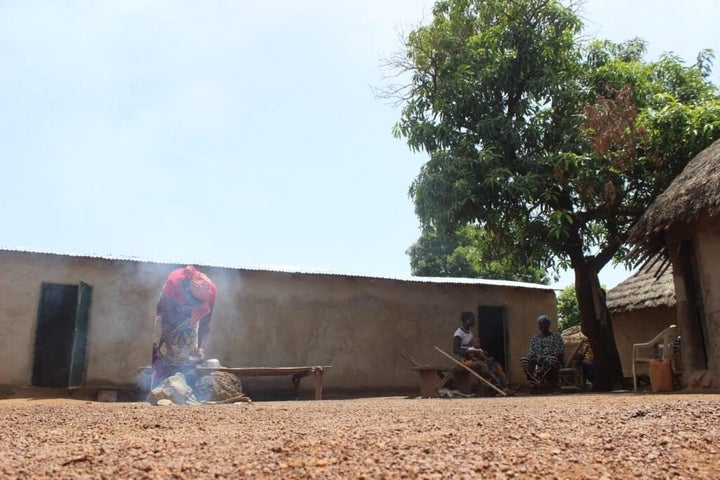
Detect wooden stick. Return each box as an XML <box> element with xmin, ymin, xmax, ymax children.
<box><xmin>400</xmin><ymin>353</ymin><xmax>420</xmax><ymax>368</ymax></box>
<box><xmin>434</xmin><ymin>346</ymin><xmax>507</xmax><ymax>396</ymax></box>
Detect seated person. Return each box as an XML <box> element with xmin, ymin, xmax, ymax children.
<box><xmin>453</xmin><ymin>311</ymin><xmax>508</xmax><ymax>390</ymax></box>
<box><xmin>520</xmin><ymin>314</ymin><xmax>565</xmax><ymax>385</ymax></box>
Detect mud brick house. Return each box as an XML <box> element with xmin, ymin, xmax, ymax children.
<box><xmin>606</xmin><ymin>263</ymin><xmax>676</xmax><ymax>378</ymax></box>
<box><xmin>628</xmin><ymin>138</ymin><xmax>720</xmax><ymax>390</ymax></box>
<box><xmin>0</xmin><ymin>248</ymin><xmax>556</xmax><ymax>397</ymax></box>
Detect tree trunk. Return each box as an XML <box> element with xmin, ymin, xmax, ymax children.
<box><xmin>574</xmin><ymin>261</ymin><xmax>624</xmax><ymax>391</ymax></box>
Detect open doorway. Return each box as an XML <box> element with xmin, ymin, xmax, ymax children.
<box><xmin>32</xmin><ymin>282</ymin><xmax>92</xmax><ymax>388</ymax></box>
<box><xmin>477</xmin><ymin>305</ymin><xmax>507</xmax><ymax>373</ymax></box>
<box><xmin>680</xmin><ymin>241</ymin><xmax>709</xmax><ymax>370</ymax></box>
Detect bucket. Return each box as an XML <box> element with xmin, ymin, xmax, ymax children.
<box><xmin>649</xmin><ymin>358</ymin><xmax>673</xmax><ymax>392</ymax></box>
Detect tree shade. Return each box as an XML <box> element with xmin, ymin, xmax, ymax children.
<box><xmin>391</xmin><ymin>0</ymin><xmax>720</xmax><ymax>389</ymax></box>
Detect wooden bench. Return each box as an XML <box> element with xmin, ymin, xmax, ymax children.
<box><xmin>196</xmin><ymin>366</ymin><xmax>331</xmax><ymax>400</ymax></box>
<box><xmin>412</xmin><ymin>365</ymin><xmax>470</xmax><ymax>398</ymax></box>
<box><xmin>140</xmin><ymin>365</ymin><xmax>331</xmax><ymax>400</ymax></box>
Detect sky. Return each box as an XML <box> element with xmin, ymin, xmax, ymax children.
<box><xmin>1</xmin><ymin>0</ymin><xmax>718</xmax><ymax>291</ymax></box>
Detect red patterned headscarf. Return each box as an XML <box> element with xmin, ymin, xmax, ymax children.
<box><xmin>162</xmin><ymin>265</ymin><xmax>217</xmax><ymax>324</ymax></box>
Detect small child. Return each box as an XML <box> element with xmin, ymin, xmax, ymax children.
<box><xmin>465</xmin><ymin>338</ymin><xmax>488</xmax><ymax>358</ymax></box>
<box><xmin>463</xmin><ymin>337</ymin><xmax>508</xmax><ymax>391</ymax></box>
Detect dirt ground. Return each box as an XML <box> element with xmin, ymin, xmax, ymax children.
<box><xmin>0</xmin><ymin>389</ymin><xmax>718</xmax><ymax>479</ymax></box>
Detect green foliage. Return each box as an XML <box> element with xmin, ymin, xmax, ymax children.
<box><xmin>394</xmin><ymin>0</ymin><xmax>720</xmax><ymax>274</ymax></box>
<box><xmin>557</xmin><ymin>285</ymin><xmax>580</xmax><ymax>331</ymax></box>
<box><xmin>557</xmin><ymin>283</ymin><xmax>608</xmax><ymax>331</ymax></box>
<box><xmin>407</xmin><ymin>224</ymin><xmax>550</xmax><ymax>283</ymax></box>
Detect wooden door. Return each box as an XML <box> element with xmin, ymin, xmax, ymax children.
<box><xmin>32</xmin><ymin>282</ymin><xmax>92</xmax><ymax>387</ymax></box>
<box><xmin>477</xmin><ymin>306</ymin><xmax>507</xmax><ymax>371</ymax></box>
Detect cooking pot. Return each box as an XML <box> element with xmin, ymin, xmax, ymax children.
<box><xmin>204</xmin><ymin>358</ymin><xmax>222</xmax><ymax>368</ymax></box>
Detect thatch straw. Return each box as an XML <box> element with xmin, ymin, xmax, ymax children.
<box><xmin>606</xmin><ymin>259</ymin><xmax>675</xmax><ymax>313</ymax></box>
<box><xmin>628</xmin><ymin>139</ymin><xmax>720</xmax><ymax>255</ymax></box>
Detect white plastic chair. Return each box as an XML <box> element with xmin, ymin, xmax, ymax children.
<box><xmin>632</xmin><ymin>324</ymin><xmax>678</xmax><ymax>392</ymax></box>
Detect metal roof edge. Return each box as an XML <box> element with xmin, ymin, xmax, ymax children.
<box><xmin>0</xmin><ymin>245</ymin><xmax>554</xmax><ymax>291</ymax></box>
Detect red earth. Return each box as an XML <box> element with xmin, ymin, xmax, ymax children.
<box><xmin>0</xmin><ymin>389</ymin><xmax>718</xmax><ymax>479</ymax></box>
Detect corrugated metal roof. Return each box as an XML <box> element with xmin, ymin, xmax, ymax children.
<box><xmin>0</xmin><ymin>245</ymin><xmax>554</xmax><ymax>291</ymax></box>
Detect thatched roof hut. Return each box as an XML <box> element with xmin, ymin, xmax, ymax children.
<box><xmin>605</xmin><ymin>260</ymin><xmax>677</xmax><ymax>379</ymax></box>
<box><xmin>628</xmin><ymin>138</ymin><xmax>720</xmax><ymax>258</ymax></box>
<box><xmin>606</xmin><ymin>261</ymin><xmax>675</xmax><ymax>314</ymax></box>
<box><xmin>626</xmin><ymin>137</ymin><xmax>720</xmax><ymax>388</ymax></box>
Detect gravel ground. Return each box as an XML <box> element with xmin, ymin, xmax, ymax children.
<box><xmin>1</xmin><ymin>392</ymin><xmax>718</xmax><ymax>479</ymax></box>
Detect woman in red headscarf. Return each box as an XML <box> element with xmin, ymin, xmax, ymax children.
<box><xmin>151</xmin><ymin>265</ymin><xmax>217</xmax><ymax>387</ymax></box>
